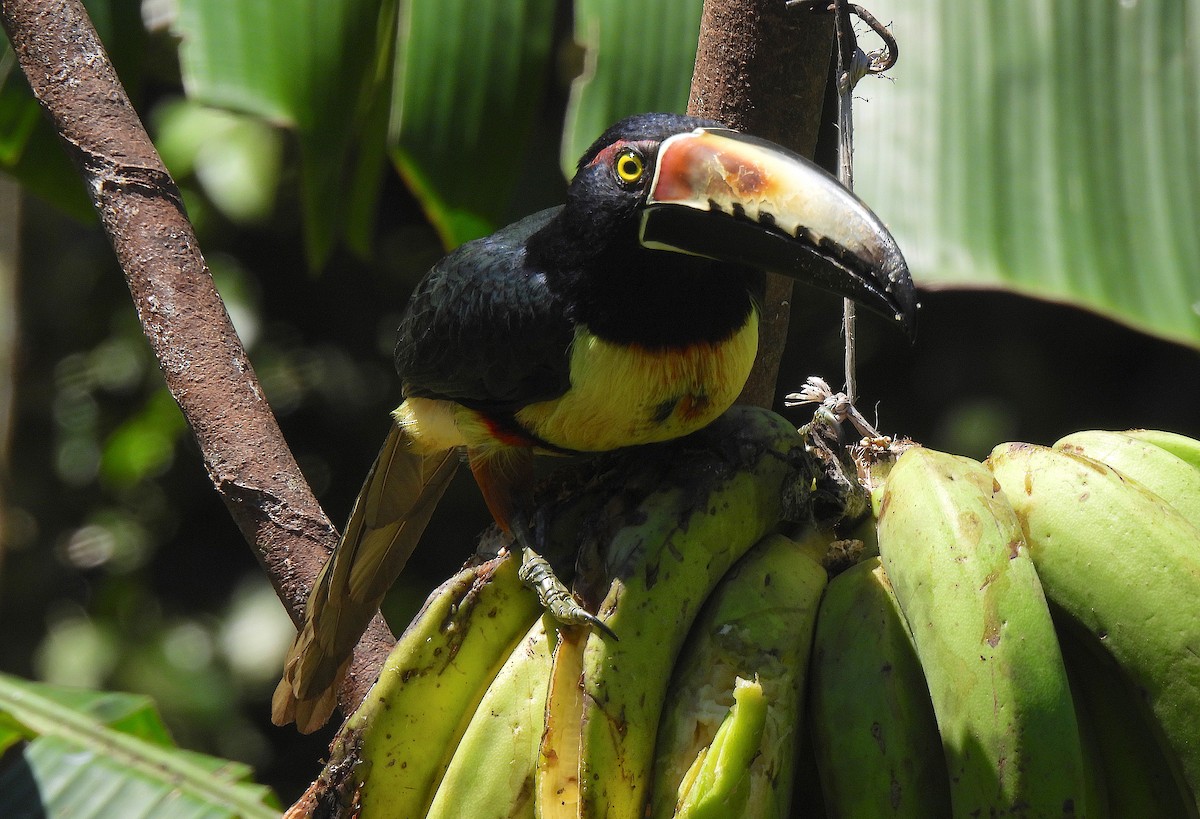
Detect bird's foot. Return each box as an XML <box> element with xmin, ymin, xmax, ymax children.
<box><xmin>517</xmin><ymin>546</ymin><xmax>617</xmax><ymax>641</ymax></box>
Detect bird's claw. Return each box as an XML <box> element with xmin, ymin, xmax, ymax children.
<box><xmin>517</xmin><ymin>547</ymin><xmax>617</xmax><ymax>641</ymax></box>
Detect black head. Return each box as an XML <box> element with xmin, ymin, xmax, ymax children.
<box><xmin>530</xmin><ymin>112</ymin><xmax>917</xmax><ymax>341</ymax></box>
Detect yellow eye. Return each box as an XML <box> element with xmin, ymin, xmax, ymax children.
<box><xmin>615</xmin><ymin>149</ymin><xmax>645</xmax><ymax>184</ymax></box>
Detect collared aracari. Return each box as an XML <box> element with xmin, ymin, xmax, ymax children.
<box><xmin>272</xmin><ymin>113</ymin><xmax>916</xmax><ymax>732</ymax></box>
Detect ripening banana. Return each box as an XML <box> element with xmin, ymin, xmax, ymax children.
<box><xmin>573</xmin><ymin>407</ymin><xmax>807</xmax><ymax>818</ymax></box>
<box><xmin>537</xmin><ymin>628</ymin><xmax>587</xmax><ymax>819</ymax></box>
<box><xmin>808</xmin><ymin>556</ymin><xmax>950</xmax><ymax>818</ymax></box>
<box><xmin>988</xmin><ymin>442</ymin><xmax>1200</xmax><ymax>812</ymax></box>
<box><xmin>649</xmin><ymin>531</ymin><xmax>829</xmax><ymax>819</ymax></box>
<box><xmin>1054</xmin><ymin>429</ymin><xmax>1200</xmax><ymax>529</ymax></box>
<box><xmin>1123</xmin><ymin>428</ymin><xmax>1200</xmax><ymax>473</ymax></box>
<box><xmin>426</xmin><ymin>615</ymin><xmax>556</xmax><ymax>819</ymax></box>
<box><xmin>344</xmin><ymin>554</ymin><xmax>543</xmax><ymax>819</ymax></box>
<box><xmin>877</xmin><ymin>447</ymin><xmax>1095</xmax><ymax>818</ymax></box>
<box><xmin>1058</xmin><ymin>626</ymin><xmax>1198</xmax><ymax>819</ymax></box>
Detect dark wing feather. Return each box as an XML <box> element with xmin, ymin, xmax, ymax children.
<box><xmin>271</xmin><ymin>425</ymin><xmax>460</xmax><ymax>732</ymax></box>
<box><xmin>395</xmin><ymin>208</ymin><xmax>575</xmax><ymax>411</ymax></box>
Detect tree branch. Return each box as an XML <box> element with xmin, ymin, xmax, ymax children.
<box><xmin>0</xmin><ymin>0</ymin><xmax>392</xmax><ymax>717</ymax></box>
<box><xmin>689</xmin><ymin>0</ymin><xmax>834</xmax><ymax>409</ymax></box>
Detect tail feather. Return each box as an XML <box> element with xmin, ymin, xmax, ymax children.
<box><xmin>271</xmin><ymin>424</ymin><xmax>460</xmax><ymax>731</ymax></box>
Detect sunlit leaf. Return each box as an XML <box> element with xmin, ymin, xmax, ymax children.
<box><xmin>853</xmin><ymin>0</ymin><xmax>1200</xmax><ymax>347</ymax></box>
<box><xmin>560</xmin><ymin>0</ymin><xmax>703</xmax><ymax>176</ymax></box>
<box><xmin>0</xmin><ymin>674</ymin><xmax>279</xmax><ymax>818</ymax></box>
<box><xmin>174</xmin><ymin>0</ymin><xmax>396</xmax><ymax>266</ymax></box>
<box><xmin>389</xmin><ymin>0</ymin><xmax>556</xmax><ymax>249</ymax></box>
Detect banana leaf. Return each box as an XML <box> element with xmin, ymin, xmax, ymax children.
<box><xmin>0</xmin><ymin>674</ymin><xmax>279</xmax><ymax>818</ymax></box>
<box><xmin>174</xmin><ymin>0</ymin><xmax>395</xmax><ymax>265</ymax></box>
<box><xmin>852</xmin><ymin>0</ymin><xmax>1200</xmax><ymax>347</ymax></box>
<box><xmin>559</xmin><ymin>0</ymin><xmax>703</xmax><ymax>177</ymax></box>
<box><xmin>388</xmin><ymin>0</ymin><xmax>556</xmax><ymax>249</ymax></box>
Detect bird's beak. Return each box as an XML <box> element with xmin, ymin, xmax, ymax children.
<box><xmin>640</xmin><ymin>127</ymin><xmax>917</xmax><ymax>337</ymax></box>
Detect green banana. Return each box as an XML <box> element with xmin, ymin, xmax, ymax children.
<box><xmin>1058</xmin><ymin>627</ymin><xmax>1198</xmax><ymax>819</ymax></box>
<box><xmin>343</xmin><ymin>554</ymin><xmax>543</xmax><ymax>819</ymax></box>
<box><xmin>649</xmin><ymin>531</ymin><xmax>829</xmax><ymax>819</ymax></box>
<box><xmin>877</xmin><ymin>447</ymin><xmax>1095</xmax><ymax>817</ymax></box>
<box><xmin>426</xmin><ymin>615</ymin><xmax>556</xmax><ymax>819</ymax></box>
<box><xmin>808</xmin><ymin>556</ymin><xmax>949</xmax><ymax>818</ymax></box>
<box><xmin>573</xmin><ymin>407</ymin><xmax>807</xmax><ymax>818</ymax></box>
<box><xmin>1054</xmin><ymin>429</ymin><xmax>1200</xmax><ymax>529</ymax></box>
<box><xmin>988</xmin><ymin>442</ymin><xmax>1200</xmax><ymax>812</ymax></box>
<box><xmin>1123</xmin><ymin>428</ymin><xmax>1200</xmax><ymax>473</ymax></box>
<box><xmin>671</xmin><ymin>676</ymin><xmax>767</xmax><ymax>819</ymax></box>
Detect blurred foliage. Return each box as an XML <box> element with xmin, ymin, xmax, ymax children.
<box><xmin>0</xmin><ymin>0</ymin><xmax>1197</xmax><ymax>809</ymax></box>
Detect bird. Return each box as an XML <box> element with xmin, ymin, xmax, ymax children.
<box><xmin>272</xmin><ymin>112</ymin><xmax>917</xmax><ymax>732</ymax></box>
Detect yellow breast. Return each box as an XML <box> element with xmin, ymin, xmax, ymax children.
<box><xmin>514</xmin><ymin>311</ymin><xmax>759</xmax><ymax>452</ymax></box>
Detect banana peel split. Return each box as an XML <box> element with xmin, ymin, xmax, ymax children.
<box><xmin>650</xmin><ymin>531</ymin><xmax>830</xmax><ymax>819</ymax></box>
<box><xmin>567</xmin><ymin>408</ymin><xmax>810</xmax><ymax>818</ymax></box>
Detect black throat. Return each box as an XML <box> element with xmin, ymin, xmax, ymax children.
<box><xmin>527</xmin><ymin>208</ymin><xmax>762</xmax><ymax>350</ymax></box>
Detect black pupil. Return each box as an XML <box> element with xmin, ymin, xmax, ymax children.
<box><xmin>621</xmin><ymin>157</ymin><xmax>639</xmax><ymax>177</ymax></box>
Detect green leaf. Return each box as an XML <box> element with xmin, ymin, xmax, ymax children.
<box><xmin>101</xmin><ymin>389</ymin><xmax>187</xmax><ymax>488</ymax></box>
<box><xmin>174</xmin><ymin>0</ymin><xmax>396</xmax><ymax>266</ymax></box>
<box><xmin>853</xmin><ymin>0</ymin><xmax>1200</xmax><ymax>347</ymax></box>
<box><xmin>152</xmin><ymin>100</ymin><xmax>284</xmax><ymax>225</ymax></box>
<box><xmin>389</xmin><ymin>0</ymin><xmax>556</xmax><ymax>249</ymax></box>
<box><xmin>0</xmin><ymin>45</ymin><xmax>40</xmax><ymax>166</ymax></box>
<box><xmin>560</xmin><ymin>0</ymin><xmax>703</xmax><ymax>176</ymax></box>
<box><xmin>0</xmin><ymin>674</ymin><xmax>279</xmax><ymax>818</ymax></box>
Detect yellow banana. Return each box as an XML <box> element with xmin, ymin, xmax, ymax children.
<box><xmin>878</xmin><ymin>448</ymin><xmax>1094</xmax><ymax>817</ymax></box>
<box><xmin>573</xmin><ymin>407</ymin><xmax>807</xmax><ymax>818</ymax></box>
<box><xmin>341</xmin><ymin>554</ymin><xmax>542</xmax><ymax>819</ymax></box>
<box><xmin>1054</xmin><ymin>429</ymin><xmax>1200</xmax><ymax>529</ymax></box>
<box><xmin>989</xmin><ymin>442</ymin><xmax>1200</xmax><ymax>812</ymax></box>
<box><xmin>426</xmin><ymin>615</ymin><xmax>556</xmax><ymax>819</ymax></box>
<box><xmin>536</xmin><ymin>628</ymin><xmax>587</xmax><ymax>819</ymax></box>
<box><xmin>808</xmin><ymin>556</ymin><xmax>949</xmax><ymax>818</ymax></box>
<box><xmin>649</xmin><ymin>532</ymin><xmax>829</xmax><ymax>818</ymax></box>
<box><xmin>1123</xmin><ymin>428</ymin><xmax>1200</xmax><ymax>473</ymax></box>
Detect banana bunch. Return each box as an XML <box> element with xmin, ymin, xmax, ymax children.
<box><xmin>287</xmin><ymin>422</ymin><xmax>1200</xmax><ymax>818</ymax></box>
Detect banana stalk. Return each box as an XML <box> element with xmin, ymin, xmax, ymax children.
<box><xmin>877</xmin><ymin>448</ymin><xmax>1094</xmax><ymax>817</ymax></box>
<box><xmin>808</xmin><ymin>556</ymin><xmax>949</xmax><ymax>818</ymax></box>
<box><xmin>649</xmin><ymin>531</ymin><xmax>829</xmax><ymax>818</ymax></box>
<box><xmin>989</xmin><ymin>442</ymin><xmax>1200</xmax><ymax>812</ymax></box>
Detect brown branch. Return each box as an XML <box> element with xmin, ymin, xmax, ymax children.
<box><xmin>0</xmin><ymin>0</ymin><xmax>393</xmax><ymax>717</ymax></box>
<box><xmin>689</xmin><ymin>0</ymin><xmax>835</xmax><ymax>409</ymax></box>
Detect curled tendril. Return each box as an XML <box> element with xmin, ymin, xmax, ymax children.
<box><xmin>785</xmin><ymin>1</ymin><xmax>898</xmax><ymax>74</ymax></box>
